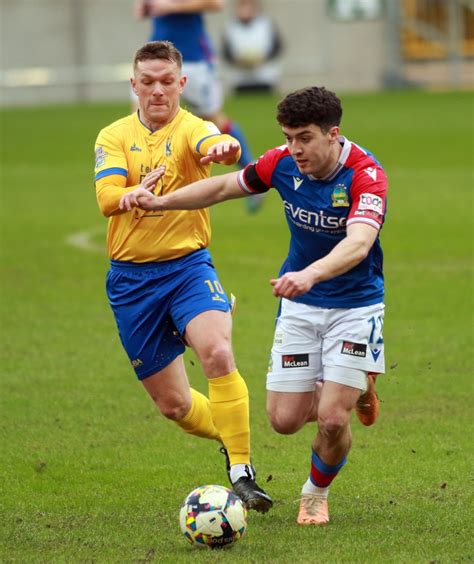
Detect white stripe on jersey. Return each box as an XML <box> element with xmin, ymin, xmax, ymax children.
<box><xmin>347</xmin><ymin>217</ymin><xmax>381</xmax><ymax>230</ymax></box>
<box><xmin>237</xmin><ymin>169</ymin><xmax>258</xmax><ymax>194</ymax></box>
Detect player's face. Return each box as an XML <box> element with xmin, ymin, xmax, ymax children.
<box><xmin>131</xmin><ymin>58</ymin><xmax>186</xmax><ymax>128</ymax></box>
<box><xmin>282</xmin><ymin>123</ymin><xmax>340</xmax><ymax>177</ymax></box>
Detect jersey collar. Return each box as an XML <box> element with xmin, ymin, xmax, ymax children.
<box><xmin>136</xmin><ymin>107</ymin><xmax>184</xmax><ymax>134</ymax></box>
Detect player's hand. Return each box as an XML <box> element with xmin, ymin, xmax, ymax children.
<box><xmin>200</xmin><ymin>141</ymin><xmax>241</xmax><ymax>165</ymax></box>
<box><xmin>270</xmin><ymin>270</ymin><xmax>316</xmax><ymax>299</ymax></box>
<box><xmin>119</xmin><ymin>165</ymin><xmax>165</xmax><ymax>211</ymax></box>
<box><xmin>120</xmin><ymin>187</ymin><xmax>158</xmax><ymax>211</ymax></box>
<box><xmin>140</xmin><ymin>165</ymin><xmax>166</xmax><ymax>191</ymax></box>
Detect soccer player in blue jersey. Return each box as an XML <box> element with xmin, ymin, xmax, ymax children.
<box><xmin>120</xmin><ymin>85</ymin><xmax>387</xmax><ymax>526</ymax></box>
<box><xmin>133</xmin><ymin>0</ymin><xmax>263</xmax><ymax>213</ymax></box>
<box><xmin>94</xmin><ymin>41</ymin><xmax>272</xmax><ymax>513</ymax></box>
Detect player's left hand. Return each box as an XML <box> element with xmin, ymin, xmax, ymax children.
<box><xmin>270</xmin><ymin>270</ymin><xmax>316</xmax><ymax>299</ymax></box>
<box><xmin>200</xmin><ymin>141</ymin><xmax>241</xmax><ymax>165</ymax></box>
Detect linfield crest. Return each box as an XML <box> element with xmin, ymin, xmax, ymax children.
<box><xmin>331</xmin><ymin>184</ymin><xmax>349</xmax><ymax>207</ymax></box>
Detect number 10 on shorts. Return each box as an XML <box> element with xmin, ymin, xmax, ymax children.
<box><xmin>204</xmin><ymin>279</ymin><xmax>225</xmax><ymax>295</ymax></box>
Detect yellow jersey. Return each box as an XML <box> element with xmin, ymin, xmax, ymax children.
<box><xmin>94</xmin><ymin>108</ymin><xmax>238</xmax><ymax>262</ymax></box>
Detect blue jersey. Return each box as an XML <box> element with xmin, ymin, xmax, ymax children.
<box><xmin>149</xmin><ymin>13</ymin><xmax>214</xmax><ymax>62</ymax></box>
<box><xmin>238</xmin><ymin>137</ymin><xmax>388</xmax><ymax>309</ymax></box>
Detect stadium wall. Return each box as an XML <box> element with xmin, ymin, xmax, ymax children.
<box><xmin>0</xmin><ymin>0</ymin><xmax>405</xmax><ymax>106</ymax></box>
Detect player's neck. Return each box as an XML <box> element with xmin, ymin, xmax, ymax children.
<box><xmin>311</xmin><ymin>141</ymin><xmax>343</xmax><ymax>180</ymax></box>
<box><xmin>138</xmin><ymin>107</ymin><xmax>180</xmax><ymax>133</ymax></box>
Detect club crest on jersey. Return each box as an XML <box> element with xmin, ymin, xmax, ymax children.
<box><xmin>165</xmin><ymin>138</ymin><xmax>172</xmax><ymax>157</ymax></box>
<box><xmin>331</xmin><ymin>184</ymin><xmax>349</xmax><ymax>207</ymax></box>
<box><xmin>95</xmin><ymin>146</ymin><xmax>108</xmax><ymax>168</ymax></box>
<box><xmin>130</xmin><ymin>143</ymin><xmax>142</xmax><ymax>152</ymax></box>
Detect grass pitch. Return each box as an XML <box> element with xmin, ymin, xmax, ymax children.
<box><xmin>0</xmin><ymin>90</ymin><xmax>473</xmax><ymax>562</ymax></box>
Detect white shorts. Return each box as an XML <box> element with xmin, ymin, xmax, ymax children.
<box><xmin>266</xmin><ymin>299</ymin><xmax>385</xmax><ymax>393</ymax></box>
<box><xmin>181</xmin><ymin>61</ymin><xmax>223</xmax><ymax>116</ymax></box>
<box><xmin>130</xmin><ymin>61</ymin><xmax>223</xmax><ymax>116</ymax></box>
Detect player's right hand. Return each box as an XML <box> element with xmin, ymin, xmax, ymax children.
<box><xmin>141</xmin><ymin>165</ymin><xmax>166</xmax><ymax>192</ymax></box>
<box><xmin>270</xmin><ymin>269</ymin><xmax>317</xmax><ymax>299</ymax></box>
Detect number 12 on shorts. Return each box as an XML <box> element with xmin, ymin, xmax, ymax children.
<box><xmin>368</xmin><ymin>315</ymin><xmax>384</xmax><ymax>345</ymax></box>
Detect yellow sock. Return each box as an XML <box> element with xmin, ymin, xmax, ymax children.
<box><xmin>176</xmin><ymin>388</ymin><xmax>221</xmax><ymax>441</ymax></box>
<box><xmin>208</xmin><ymin>369</ymin><xmax>250</xmax><ymax>466</ymax></box>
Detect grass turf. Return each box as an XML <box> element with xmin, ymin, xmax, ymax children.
<box><xmin>0</xmin><ymin>89</ymin><xmax>473</xmax><ymax>562</ymax></box>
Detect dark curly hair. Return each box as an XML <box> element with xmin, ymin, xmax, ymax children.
<box><xmin>277</xmin><ymin>86</ymin><xmax>342</xmax><ymax>132</ymax></box>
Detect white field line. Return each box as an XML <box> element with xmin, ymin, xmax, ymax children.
<box><xmin>65</xmin><ymin>227</ymin><xmax>105</xmax><ymax>253</ymax></box>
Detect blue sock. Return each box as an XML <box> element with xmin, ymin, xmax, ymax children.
<box><xmin>227</xmin><ymin>121</ymin><xmax>253</xmax><ymax>168</ymax></box>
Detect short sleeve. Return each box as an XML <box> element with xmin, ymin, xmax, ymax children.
<box><xmin>347</xmin><ymin>165</ymin><xmax>387</xmax><ymax>230</ymax></box>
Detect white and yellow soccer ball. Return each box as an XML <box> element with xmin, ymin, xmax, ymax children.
<box><xmin>179</xmin><ymin>484</ymin><xmax>247</xmax><ymax>549</ymax></box>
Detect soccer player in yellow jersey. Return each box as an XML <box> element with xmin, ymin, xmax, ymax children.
<box><xmin>94</xmin><ymin>41</ymin><xmax>272</xmax><ymax>512</ymax></box>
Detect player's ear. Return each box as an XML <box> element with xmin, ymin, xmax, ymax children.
<box><xmin>328</xmin><ymin>126</ymin><xmax>340</xmax><ymax>143</ymax></box>
<box><xmin>179</xmin><ymin>75</ymin><xmax>187</xmax><ymax>93</ymax></box>
<box><xmin>130</xmin><ymin>77</ymin><xmax>138</xmax><ymax>96</ymax></box>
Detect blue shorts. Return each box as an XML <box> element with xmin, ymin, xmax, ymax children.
<box><xmin>106</xmin><ymin>249</ymin><xmax>230</xmax><ymax>380</ymax></box>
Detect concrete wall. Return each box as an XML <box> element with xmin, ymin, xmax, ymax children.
<box><xmin>0</xmin><ymin>0</ymin><xmax>390</xmax><ymax>106</ymax></box>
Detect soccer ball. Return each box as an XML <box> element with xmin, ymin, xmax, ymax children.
<box><xmin>179</xmin><ymin>484</ymin><xmax>247</xmax><ymax>549</ymax></box>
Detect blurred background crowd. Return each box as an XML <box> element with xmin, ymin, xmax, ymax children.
<box><xmin>1</xmin><ymin>0</ymin><xmax>473</xmax><ymax>107</ymax></box>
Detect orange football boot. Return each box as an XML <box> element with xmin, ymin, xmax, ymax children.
<box><xmin>356</xmin><ymin>373</ymin><xmax>379</xmax><ymax>426</ymax></box>
<box><xmin>296</xmin><ymin>493</ymin><xmax>329</xmax><ymax>525</ymax></box>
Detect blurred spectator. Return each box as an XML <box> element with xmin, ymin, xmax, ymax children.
<box><xmin>330</xmin><ymin>0</ymin><xmax>383</xmax><ymax>21</ymax></box>
<box><xmin>222</xmin><ymin>0</ymin><xmax>283</xmax><ymax>93</ymax></box>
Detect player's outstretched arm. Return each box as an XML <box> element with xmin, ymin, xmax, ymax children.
<box><xmin>270</xmin><ymin>223</ymin><xmax>379</xmax><ymax>299</ymax></box>
<box><xmin>119</xmin><ymin>170</ymin><xmax>244</xmax><ymax>212</ymax></box>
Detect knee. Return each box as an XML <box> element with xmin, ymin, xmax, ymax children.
<box><xmin>148</xmin><ymin>390</ymin><xmax>191</xmax><ymax>421</ymax></box>
<box><xmin>317</xmin><ymin>411</ymin><xmax>348</xmax><ymax>440</ymax></box>
<box><xmin>267</xmin><ymin>409</ymin><xmax>304</xmax><ymax>435</ymax></box>
<box><xmin>200</xmin><ymin>342</ymin><xmax>235</xmax><ymax>377</ymax></box>
<box><xmin>159</xmin><ymin>400</ymin><xmax>190</xmax><ymax>421</ymax></box>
